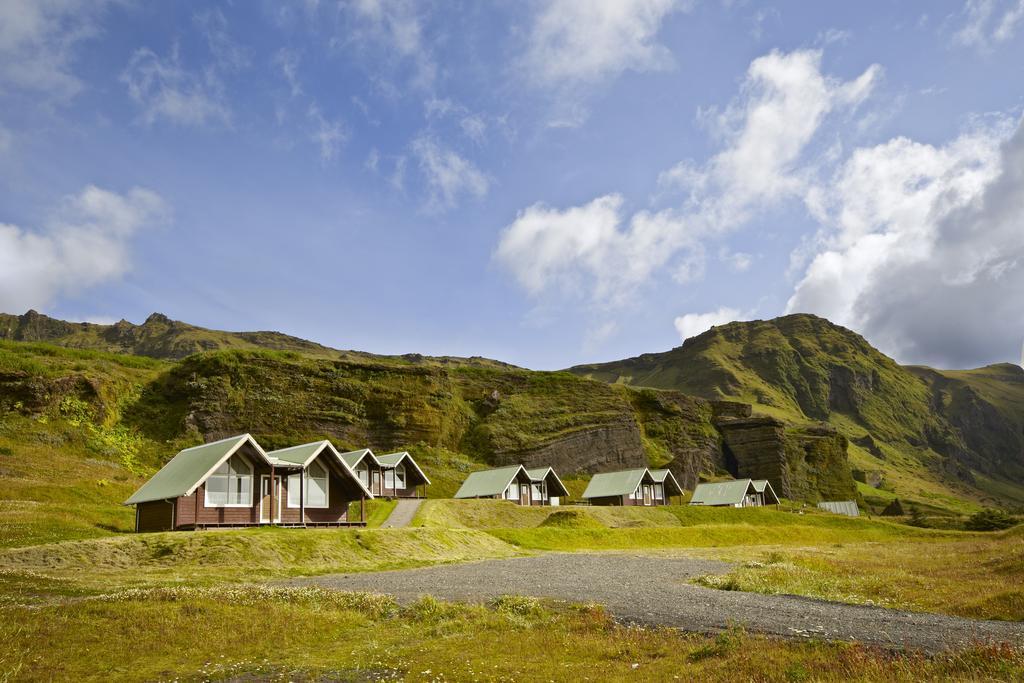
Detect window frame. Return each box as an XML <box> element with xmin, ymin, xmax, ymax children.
<box><xmin>204</xmin><ymin>454</ymin><xmax>254</xmax><ymax>509</ymax></box>
<box><xmin>287</xmin><ymin>459</ymin><xmax>330</xmax><ymax>509</ymax></box>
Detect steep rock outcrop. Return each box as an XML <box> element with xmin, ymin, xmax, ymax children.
<box><xmin>784</xmin><ymin>425</ymin><xmax>856</xmax><ymax>502</ymax></box>
<box><xmin>715</xmin><ymin>416</ymin><xmax>791</xmax><ymax>497</ymax></box>
<box><xmin>499</xmin><ymin>423</ymin><xmax>648</xmax><ymax>473</ymax></box>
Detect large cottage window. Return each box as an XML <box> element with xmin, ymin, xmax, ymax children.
<box><xmin>306</xmin><ymin>461</ymin><xmax>329</xmax><ymax>507</ymax></box>
<box><xmin>395</xmin><ymin>463</ymin><xmax>406</xmax><ymax>489</ymax></box>
<box><xmin>205</xmin><ymin>456</ymin><xmax>252</xmax><ymax>507</ymax></box>
<box><xmin>286</xmin><ymin>461</ymin><xmax>330</xmax><ymax>508</ymax></box>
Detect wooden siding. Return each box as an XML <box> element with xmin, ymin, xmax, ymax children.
<box><xmin>279</xmin><ymin>464</ymin><xmax>357</xmax><ymax>524</ymax></box>
<box><xmin>136</xmin><ymin>500</ymin><xmax>175</xmax><ymax>531</ymax></box>
<box><xmin>172</xmin><ymin>452</ymin><xmax>365</xmax><ymax>528</ymax></box>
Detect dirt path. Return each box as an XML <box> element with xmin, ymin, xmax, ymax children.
<box><xmin>285</xmin><ymin>553</ymin><xmax>1024</xmax><ymax>654</ymax></box>
<box><xmin>379</xmin><ymin>499</ymin><xmax>422</xmax><ymax>528</ymax></box>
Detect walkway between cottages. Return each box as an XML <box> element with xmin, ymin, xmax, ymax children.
<box><xmin>285</xmin><ymin>553</ymin><xmax>1024</xmax><ymax>654</ymax></box>
<box><xmin>379</xmin><ymin>499</ymin><xmax>422</xmax><ymax>528</ymax></box>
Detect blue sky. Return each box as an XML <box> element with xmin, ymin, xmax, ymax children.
<box><xmin>1</xmin><ymin>1</ymin><xmax>1023</xmax><ymax>370</ymax></box>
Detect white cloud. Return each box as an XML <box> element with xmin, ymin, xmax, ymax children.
<box><xmin>273</xmin><ymin>48</ymin><xmax>303</xmax><ymax>98</ymax></box>
<box><xmin>365</xmin><ymin>147</ymin><xmax>380</xmax><ymax>173</ymax></box>
<box><xmin>411</xmin><ymin>136</ymin><xmax>489</xmax><ymax>211</ymax></box>
<box><xmin>583</xmin><ymin>320</ymin><xmax>619</xmax><ymax>352</ymax></box>
<box><xmin>390</xmin><ymin>155</ymin><xmax>407</xmax><ymax>191</ymax></box>
<box><xmin>719</xmin><ymin>248</ymin><xmax>753</xmax><ymax>272</ymax></box>
<box><xmin>787</xmin><ymin>116</ymin><xmax>1024</xmax><ymax>367</ymax></box>
<box><xmin>424</xmin><ymin>98</ymin><xmax>491</xmax><ymax>144</ymax></box>
<box><xmin>307</xmin><ymin>104</ymin><xmax>347</xmax><ymax>163</ymax></box>
<box><xmin>0</xmin><ymin>0</ymin><xmax>111</xmax><ymax>100</ymax></box>
<box><xmin>498</xmin><ymin>49</ymin><xmax>880</xmax><ymax>303</ymax></box>
<box><xmin>522</xmin><ymin>0</ymin><xmax>690</xmax><ymax>87</ymax></box>
<box><xmin>121</xmin><ymin>46</ymin><xmax>232</xmax><ymax>127</ymax></box>
<box><xmin>674</xmin><ymin>307</ymin><xmax>741</xmax><ymax>341</ymax></box>
<box><xmin>460</xmin><ymin>115</ymin><xmax>487</xmax><ymax>145</ymax></box>
<box><xmin>495</xmin><ymin>194</ymin><xmax>627</xmax><ymax>296</ymax></box>
<box><xmin>0</xmin><ymin>186</ymin><xmax>168</xmax><ymax>312</ymax></box>
<box><xmin>193</xmin><ymin>8</ymin><xmax>249</xmax><ymax>73</ymax></box>
<box><xmin>954</xmin><ymin>0</ymin><xmax>1024</xmax><ymax>50</ymax></box>
<box><xmin>343</xmin><ymin>0</ymin><xmax>436</xmax><ymax>90</ymax></box>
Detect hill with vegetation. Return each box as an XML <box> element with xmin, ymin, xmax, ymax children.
<box><xmin>2</xmin><ymin>309</ymin><xmax>1022</xmax><ymax>550</ymax></box>
<box><xmin>569</xmin><ymin>314</ymin><xmax>1024</xmax><ymax>515</ymax></box>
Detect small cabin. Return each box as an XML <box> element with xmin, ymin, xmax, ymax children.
<box><xmin>582</xmin><ymin>467</ymin><xmax>683</xmax><ymax>506</ymax></box>
<box><xmin>454</xmin><ymin>465</ymin><xmax>566</xmax><ymax>505</ymax></box>
<box><xmin>525</xmin><ymin>467</ymin><xmax>570</xmax><ymax>506</ymax></box>
<box><xmin>125</xmin><ymin>435</ymin><xmax>373</xmax><ymax>532</ymax></box>
<box><xmin>376</xmin><ymin>451</ymin><xmax>431</xmax><ymax>498</ymax></box>
<box><xmin>689</xmin><ymin>478</ymin><xmax>780</xmax><ymax>507</ymax></box>
<box><xmin>339</xmin><ymin>449</ymin><xmax>430</xmax><ymax>498</ymax></box>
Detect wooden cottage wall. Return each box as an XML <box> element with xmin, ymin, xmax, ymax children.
<box><xmin>136</xmin><ymin>500</ymin><xmax>175</xmax><ymax>531</ymax></box>
<box><xmin>175</xmin><ymin>458</ymin><xmax>274</xmax><ymax>528</ymax></box>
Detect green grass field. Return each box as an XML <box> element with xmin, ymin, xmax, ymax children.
<box><xmin>1</xmin><ymin>499</ymin><xmax>1022</xmax><ymax>680</ymax></box>
<box><xmin>4</xmin><ymin>584</ymin><xmax>1023</xmax><ymax>682</ymax></box>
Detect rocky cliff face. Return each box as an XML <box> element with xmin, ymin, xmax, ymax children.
<box><xmin>715</xmin><ymin>416</ymin><xmax>792</xmax><ymax>496</ymax></box>
<box><xmin>117</xmin><ymin>348</ymin><xmax>856</xmax><ymax>500</ymax></box>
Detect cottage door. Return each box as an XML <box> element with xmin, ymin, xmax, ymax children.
<box><xmin>372</xmin><ymin>470</ymin><xmax>382</xmax><ymax>496</ymax></box>
<box><xmin>520</xmin><ymin>484</ymin><xmax>530</xmax><ymax>506</ymax></box>
<box><xmin>260</xmin><ymin>475</ymin><xmax>282</xmax><ymax>523</ymax></box>
<box><xmin>643</xmin><ymin>485</ymin><xmax>653</xmax><ymax>506</ymax></box>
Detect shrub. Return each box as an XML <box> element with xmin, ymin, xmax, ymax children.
<box><xmin>907</xmin><ymin>506</ymin><xmax>930</xmax><ymax>528</ymax></box>
<box><xmin>965</xmin><ymin>509</ymin><xmax>1018</xmax><ymax>532</ymax></box>
<box><xmin>491</xmin><ymin>594</ymin><xmax>543</xmax><ymax>618</ymax></box>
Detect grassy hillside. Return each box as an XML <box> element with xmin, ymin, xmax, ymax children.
<box><xmin>3</xmin><ymin>308</ymin><xmax>1021</xmax><ymax>542</ymax></box>
<box><xmin>570</xmin><ymin>314</ymin><xmax>1024</xmax><ymax>514</ymax></box>
<box><xmin>0</xmin><ymin>338</ymin><xmax>733</xmax><ymax>547</ymax></box>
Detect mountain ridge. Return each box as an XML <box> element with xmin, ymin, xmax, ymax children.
<box><xmin>569</xmin><ymin>314</ymin><xmax>1024</xmax><ymax>510</ymax></box>
<box><xmin>2</xmin><ymin>309</ymin><xmax>1023</xmax><ymax>512</ymax></box>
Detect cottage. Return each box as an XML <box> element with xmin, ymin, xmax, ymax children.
<box><xmin>125</xmin><ymin>434</ymin><xmax>373</xmax><ymax>532</ymax></box>
<box><xmin>689</xmin><ymin>478</ymin><xmax>780</xmax><ymax>507</ymax></box>
<box><xmin>339</xmin><ymin>449</ymin><xmax>430</xmax><ymax>498</ymax></box>
<box><xmin>525</xmin><ymin>467</ymin><xmax>570</xmax><ymax>506</ymax></box>
<box><xmin>376</xmin><ymin>451</ymin><xmax>431</xmax><ymax>498</ymax></box>
<box><xmin>455</xmin><ymin>465</ymin><xmax>563</xmax><ymax>505</ymax></box>
<box><xmin>339</xmin><ymin>448</ymin><xmax>380</xmax><ymax>493</ymax></box>
<box><xmin>582</xmin><ymin>467</ymin><xmax>683</xmax><ymax>506</ymax></box>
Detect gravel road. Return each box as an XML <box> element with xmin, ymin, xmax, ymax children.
<box><xmin>285</xmin><ymin>553</ymin><xmax>1024</xmax><ymax>654</ymax></box>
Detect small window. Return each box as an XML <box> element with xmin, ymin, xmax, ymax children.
<box><xmin>395</xmin><ymin>463</ymin><xmax>406</xmax><ymax>489</ymax></box>
<box><xmin>356</xmin><ymin>465</ymin><xmax>369</xmax><ymax>486</ymax></box>
<box><xmin>384</xmin><ymin>468</ymin><xmax>395</xmax><ymax>490</ymax></box>
<box><xmin>654</xmin><ymin>484</ymin><xmax>664</xmax><ymax>500</ymax></box>
<box><xmin>287</xmin><ymin>473</ymin><xmax>301</xmax><ymax>507</ymax></box>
